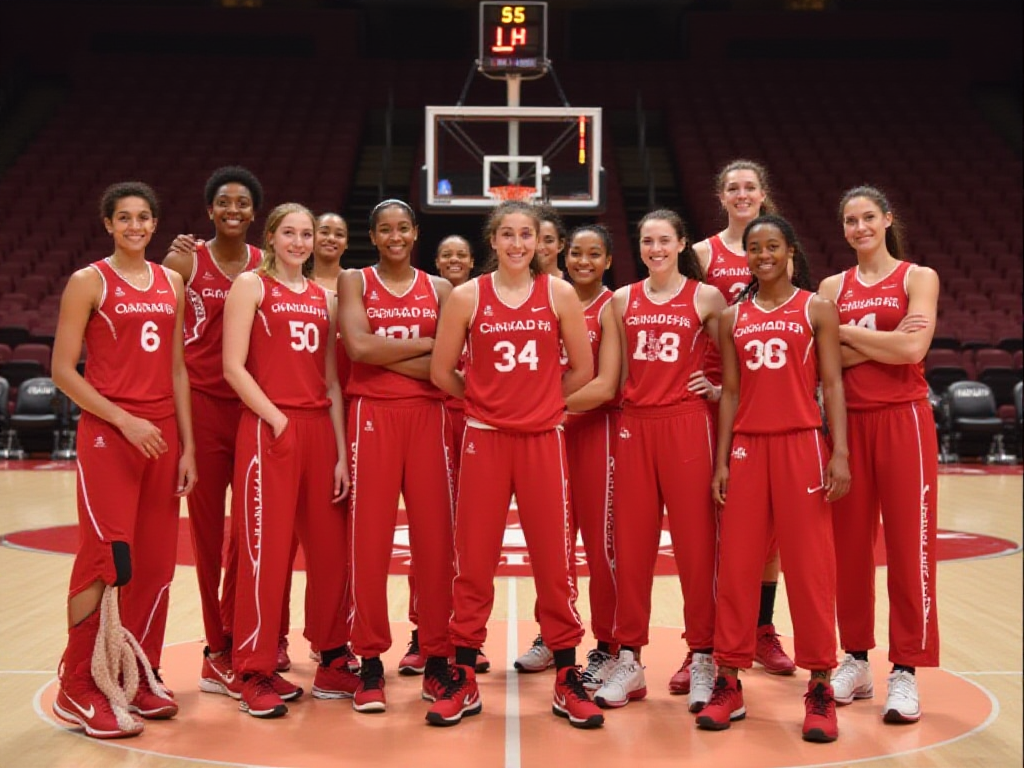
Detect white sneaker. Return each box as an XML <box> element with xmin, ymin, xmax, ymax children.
<box><xmin>687</xmin><ymin>652</ymin><xmax>715</xmax><ymax>713</ymax></box>
<box><xmin>883</xmin><ymin>670</ymin><xmax>921</xmax><ymax>723</ymax></box>
<box><xmin>832</xmin><ymin>654</ymin><xmax>874</xmax><ymax>705</ymax></box>
<box><xmin>580</xmin><ymin>649</ymin><xmax>617</xmax><ymax>691</ymax></box>
<box><xmin>594</xmin><ymin>650</ymin><xmax>647</xmax><ymax>708</ymax></box>
<box><xmin>514</xmin><ymin>635</ymin><xmax>554</xmax><ymax>673</ymax></box>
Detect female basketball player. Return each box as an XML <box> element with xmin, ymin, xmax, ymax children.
<box><xmin>427</xmin><ymin>200</ymin><xmax>603</xmax><ymax>730</ymax></box>
<box><xmin>819</xmin><ymin>186</ymin><xmax>940</xmax><ymax>725</ymax></box>
<box><xmin>593</xmin><ymin>210</ymin><xmax>724</xmax><ymax>714</ymax></box>
<box><xmin>399</xmin><ymin>233</ymin><xmax>490</xmax><ymax>678</ymax></box>
<box><xmin>337</xmin><ymin>199</ymin><xmax>455</xmax><ymax>714</ymax></box>
<box><xmin>223</xmin><ymin>203</ymin><xmax>353</xmax><ymax>719</ymax></box>
<box><xmin>536</xmin><ymin>203</ymin><xmax>568</xmax><ymax>279</ymax></box>
<box><xmin>162</xmin><ymin>167</ymin><xmax>279</xmax><ymax>689</ymax></box>
<box><xmin>51</xmin><ymin>182</ymin><xmax>196</xmax><ymax>739</ymax></box>
<box><xmin>697</xmin><ymin>214</ymin><xmax>849</xmax><ymax>743</ymax></box>
<box><xmin>674</xmin><ymin>160</ymin><xmax>795</xmax><ymax>696</ymax></box>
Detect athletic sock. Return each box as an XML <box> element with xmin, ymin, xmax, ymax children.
<box><xmin>758</xmin><ymin>582</ymin><xmax>777</xmax><ymax>627</ymax></box>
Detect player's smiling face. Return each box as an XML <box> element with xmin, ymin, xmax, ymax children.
<box><xmin>315</xmin><ymin>214</ymin><xmax>348</xmax><ymax>263</ymax></box>
<box><xmin>639</xmin><ymin>218</ymin><xmax>683</xmax><ymax>276</ymax></box>
<box><xmin>491</xmin><ymin>213</ymin><xmax>536</xmax><ymax>272</ymax></box>
<box><xmin>270</xmin><ymin>212</ymin><xmax>315</xmax><ymax>268</ymax></box>
<box><xmin>208</xmin><ymin>183</ymin><xmax>255</xmax><ymax>238</ymax></box>
<box><xmin>566</xmin><ymin>230</ymin><xmax>610</xmax><ymax>288</ymax></box>
<box><xmin>435</xmin><ymin>236</ymin><xmax>473</xmax><ymax>285</ymax></box>
<box><xmin>535</xmin><ymin>220</ymin><xmax>564</xmax><ymax>275</ymax></box>
<box><xmin>105</xmin><ymin>196</ymin><xmax>156</xmax><ymax>254</ymax></box>
<box><xmin>719</xmin><ymin>169</ymin><xmax>765</xmax><ymax>225</ymax></box>
<box><xmin>842</xmin><ymin>196</ymin><xmax>892</xmax><ymax>256</ymax></box>
<box><xmin>744</xmin><ymin>223</ymin><xmax>792</xmax><ymax>283</ymax></box>
<box><xmin>370</xmin><ymin>205</ymin><xmax>417</xmax><ymax>265</ymax></box>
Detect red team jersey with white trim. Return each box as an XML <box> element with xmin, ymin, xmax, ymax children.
<box><xmin>247</xmin><ymin>275</ymin><xmax>331</xmax><ymax>409</ymax></box>
<box><xmin>834</xmin><ymin>261</ymin><xmax>927</xmax><ymax>409</ymax></box>
<box><xmin>183</xmin><ymin>242</ymin><xmax>262</xmax><ymax>398</ymax></box>
<box><xmin>732</xmin><ymin>289</ymin><xmax>821</xmax><ymax>434</ymax></box>
<box><xmin>84</xmin><ymin>259</ymin><xmax>177</xmax><ymax>420</ymax></box>
<box><xmin>703</xmin><ymin>235</ymin><xmax>751</xmax><ymax>385</ymax></box>
<box><xmin>621</xmin><ymin>277</ymin><xmax>708</xmax><ymax>408</ymax></box>
<box><xmin>464</xmin><ymin>273</ymin><xmax>564</xmax><ymax>432</ymax></box>
<box><xmin>345</xmin><ymin>267</ymin><xmax>442</xmax><ymax>401</ymax></box>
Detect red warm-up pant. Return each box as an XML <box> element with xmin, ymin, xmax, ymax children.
<box><xmin>348</xmin><ymin>397</ymin><xmax>454</xmax><ymax>659</ymax></box>
<box><xmin>565</xmin><ymin>410</ymin><xmax>618</xmax><ymax>646</ymax></box>
<box><xmin>450</xmin><ymin>425</ymin><xmax>584</xmax><ymax>651</ymax></box>
<box><xmin>231</xmin><ymin>408</ymin><xmax>349</xmax><ymax>677</ymax></box>
<box><xmin>71</xmin><ymin>411</ymin><xmax>180</xmax><ymax>668</ymax></box>
<box><xmin>833</xmin><ymin>400</ymin><xmax>939</xmax><ymax>667</ymax></box>
<box><xmin>714</xmin><ymin>429</ymin><xmax>837</xmax><ymax>670</ymax></box>
<box><xmin>611</xmin><ymin>402</ymin><xmax>717</xmax><ymax>650</ymax></box>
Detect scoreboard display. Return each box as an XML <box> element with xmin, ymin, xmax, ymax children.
<box><xmin>478</xmin><ymin>2</ymin><xmax>548</xmax><ymax>75</ymax></box>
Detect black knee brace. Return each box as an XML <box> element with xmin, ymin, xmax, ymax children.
<box><xmin>111</xmin><ymin>541</ymin><xmax>132</xmax><ymax>586</ymax></box>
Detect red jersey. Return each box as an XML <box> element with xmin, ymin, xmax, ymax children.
<box><xmin>732</xmin><ymin>289</ymin><xmax>821</xmax><ymax>434</ymax></box>
<box><xmin>246</xmin><ymin>275</ymin><xmax>331</xmax><ymax>410</ymax></box>
<box><xmin>464</xmin><ymin>273</ymin><xmax>564</xmax><ymax>432</ymax></box>
<box><xmin>833</xmin><ymin>261</ymin><xmax>928</xmax><ymax>410</ymax></box>
<box><xmin>184</xmin><ymin>242</ymin><xmax>261</xmax><ymax>398</ymax></box>
<box><xmin>345</xmin><ymin>267</ymin><xmax>442</xmax><ymax>401</ymax></box>
<box><xmin>323</xmin><ymin>288</ymin><xmax>352</xmax><ymax>392</ymax></box>
<box><xmin>621</xmin><ymin>277</ymin><xmax>708</xmax><ymax>408</ymax></box>
<box><xmin>703</xmin><ymin>235</ymin><xmax>751</xmax><ymax>386</ymax></box>
<box><xmin>563</xmin><ymin>288</ymin><xmax>620</xmax><ymax>413</ymax></box>
<box><xmin>84</xmin><ymin>259</ymin><xmax>177</xmax><ymax>420</ymax></box>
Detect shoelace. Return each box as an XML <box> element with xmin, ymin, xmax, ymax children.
<box><xmin>832</xmin><ymin>656</ymin><xmax>859</xmax><ymax>686</ymax></box>
<box><xmin>561</xmin><ymin>667</ymin><xmax>590</xmax><ymax>700</ymax></box>
<box><xmin>406</xmin><ymin>635</ymin><xmax>420</xmax><ymax>655</ymax></box>
<box><xmin>690</xmin><ymin>658</ymin><xmax>715</xmax><ymax>688</ymax></box>
<box><xmin>607</xmin><ymin>657</ymin><xmax>637</xmax><ymax>685</ymax></box>
<box><xmin>708</xmin><ymin>679</ymin><xmax>733</xmax><ymax>706</ymax></box>
<box><xmin>762</xmin><ymin>631</ymin><xmax>786</xmax><ymax>654</ymax></box>
<box><xmin>437</xmin><ymin>666</ymin><xmax>470</xmax><ymax>700</ymax></box>
<box><xmin>580</xmin><ymin>650</ymin><xmax>612</xmax><ymax>684</ymax></box>
<box><xmin>889</xmin><ymin>672</ymin><xmax>916</xmax><ymax>700</ymax></box>
<box><xmin>527</xmin><ymin>635</ymin><xmax>547</xmax><ymax>656</ymax></box>
<box><xmin>804</xmin><ymin>683</ymin><xmax>832</xmax><ymax>716</ymax></box>
<box><xmin>252</xmin><ymin>674</ymin><xmax>278</xmax><ymax>699</ymax></box>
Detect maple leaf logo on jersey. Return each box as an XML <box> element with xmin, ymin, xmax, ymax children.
<box><xmin>369</xmin><ymin>290</ymin><xmax>380</xmax><ymax>301</ymax></box>
<box><xmin>114</xmin><ymin>286</ymin><xmax>126</xmax><ymax>297</ymax></box>
<box><xmin>843</xmin><ymin>289</ymin><xmax>854</xmax><ymax>299</ymax></box>
<box><xmin>483</xmin><ymin>305</ymin><xmax>494</xmax><ymax>317</ymax></box>
<box><xmin>631</xmin><ymin>299</ymin><xmax>639</xmax><ymax>310</ymax></box>
<box><xmin>202</xmin><ymin>271</ymin><xmax>215</xmax><ymax>280</ymax></box>
<box><xmin>643</xmin><ymin>330</ymin><xmax>662</xmax><ymax>361</ymax></box>
<box><xmin>271</xmin><ymin>286</ymin><xmax>282</xmax><ymax>297</ymax></box>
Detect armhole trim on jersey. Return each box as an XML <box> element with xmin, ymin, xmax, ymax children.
<box><xmin>247</xmin><ymin>243</ymin><xmax>262</xmax><ymax>269</ymax></box>
<box><xmin>160</xmin><ymin>265</ymin><xmax>179</xmax><ymax>300</ymax></box>
<box><xmin>903</xmin><ymin>262</ymin><xmax>915</xmax><ymax>297</ymax></box>
<box><xmin>834</xmin><ymin>271</ymin><xmax>848</xmax><ymax>304</ymax></box>
<box><xmin>427</xmin><ymin>272</ymin><xmax>440</xmax><ymax>304</ymax></box>
<box><xmin>186</xmin><ymin>246</ymin><xmax>199</xmax><ymax>287</ymax></box>
<box><xmin>91</xmin><ymin>263</ymin><xmax>109</xmax><ymax>308</ymax></box>
<box><xmin>358</xmin><ymin>267</ymin><xmax>370</xmax><ymax>299</ymax></box>
<box><xmin>547</xmin><ymin>273</ymin><xmax>557</xmax><ymax>316</ymax></box>
<box><xmin>468</xmin><ymin>279</ymin><xmax>480</xmax><ymax>328</ymax></box>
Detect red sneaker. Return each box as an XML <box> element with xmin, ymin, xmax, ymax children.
<box><xmin>668</xmin><ymin>651</ymin><xmax>693</xmax><ymax>694</ymax></box>
<box><xmin>270</xmin><ymin>672</ymin><xmax>303</xmax><ymax>702</ymax></box>
<box><xmin>553</xmin><ymin>666</ymin><xmax>604</xmax><ymax>729</ymax></box>
<box><xmin>53</xmin><ymin>672</ymin><xmax>144</xmax><ymax>739</ymax></box>
<box><xmin>276</xmin><ymin>636</ymin><xmax>291</xmax><ymax>672</ymax></box>
<box><xmin>312</xmin><ymin>658</ymin><xmax>360</xmax><ymax>700</ymax></box>
<box><xmin>129</xmin><ymin>668</ymin><xmax>178</xmax><ymax>719</ymax></box>
<box><xmin>200</xmin><ymin>647</ymin><xmax>242</xmax><ymax>699</ymax></box>
<box><xmin>422</xmin><ymin>657</ymin><xmax>449</xmax><ymax>702</ymax></box>
<box><xmin>755</xmin><ymin>624</ymin><xmax>797</xmax><ymax>676</ymax></box>
<box><xmin>425</xmin><ymin>664</ymin><xmax>481</xmax><ymax>727</ymax></box>
<box><xmin>695</xmin><ymin>676</ymin><xmax>745</xmax><ymax>731</ymax></box>
<box><xmin>475</xmin><ymin>648</ymin><xmax>491</xmax><ymax>674</ymax></box>
<box><xmin>240</xmin><ymin>673</ymin><xmax>288</xmax><ymax>719</ymax></box>
<box><xmin>398</xmin><ymin>630</ymin><xmax>425</xmax><ymax>676</ymax></box>
<box><xmin>353</xmin><ymin>657</ymin><xmax>387</xmax><ymax>713</ymax></box>
<box><xmin>803</xmin><ymin>681</ymin><xmax>839</xmax><ymax>743</ymax></box>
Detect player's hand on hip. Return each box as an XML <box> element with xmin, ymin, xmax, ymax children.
<box><xmin>687</xmin><ymin>370</ymin><xmax>721</xmax><ymax>402</ymax></box>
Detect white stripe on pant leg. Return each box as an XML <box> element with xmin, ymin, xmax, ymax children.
<box><xmin>505</xmin><ymin>577</ymin><xmax>521</xmax><ymax>768</ymax></box>
<box><xmin>910</xmin><ymin>404</ymin><xmax>932</xmax><ymax>651</ymax></box>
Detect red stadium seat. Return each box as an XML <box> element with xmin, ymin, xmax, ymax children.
<box><xmin>11</xmin><ymin>344</ymin><xmax>52</xmax><ymax>375</ymax></box>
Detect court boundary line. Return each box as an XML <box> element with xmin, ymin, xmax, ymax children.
<box><xmin>505</xmin><ymin>577</ymin><xmax>521</xmax><ymax>768</ymax></box>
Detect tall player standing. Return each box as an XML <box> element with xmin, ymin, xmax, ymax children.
<box><xmin>162</xmin><ymin>166</ymin><xmax>270</xmax><ymax>691</ymax></box>
<box><xmin>51</xmin><ymin>182</ymin><xmax>196</xmax><ymax>739</ymax></box>
<box><xmin>819</xmin><ymin>186</ymin><xmax>940</xmax><ymax>724</ymax></box>
<box><xmin>338</xmin><ymin>199</ymin><xmax>455</xmax><ymax>714</ymax></box>
<box><xmin>222</xmin><ymin>203</ymin><xmax>353</xmax><ymax>719</ymax></box>
<box><xmin>594</xmin><ymin>210</ymin><xmax>724</xmax><ymax>714</ymax></box>
<box><xmin>428</xmin><ymin>201</ymin><xmax>603</xmax><ymax>729</ymax></box>
<box><xmin>698</xmin><ymin>214</ymin><xmax>849</xmax><ymax>743</ymax></box>
<box><xmin>679</xmin><ymin>160</ymin><xmax>796</xmax><ymax>696</ymax></box>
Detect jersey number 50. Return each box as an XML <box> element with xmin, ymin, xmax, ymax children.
<box><xmin>289</xmin><ymin>321</ymin><xmax>320</xmax><ymax>352</ymax></box>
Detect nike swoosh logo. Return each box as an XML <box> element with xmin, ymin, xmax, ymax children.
<box><xmin>807</xmin><ymin>484</ymin><xmax>824</xmax><ymax>494</ymax></box>
<box><xmin>66</xmin><ymin>693</ymin><xmax>96</xmax><ymax>719</ymax></box>
<box><xmin>157</xmin><ymin>290</ymin><xmax>169</xmax><ymax>294</ymax></box>
<box><xmin>223</xmin><ymin>671</ymin><xmax>235</xmax><ymax>684</ymax></box>
<box><xmin>531</xmin><ymin>306</ymin><xmax>546</xmax><ymax>312</ymax></box>
<box><xmin>784</xmin><ymin>309</ymin><xmax>799</xmax><ymax>314</ymax></box>
<box><xmin>881</xmin><ymin>285</ymin><xmax>897</xmax><ymax>290</ymax></box>
<box><xmin>670</xmin><ymin>304</ymin><xmax>688</xmax><ymax>308</ymax></box>
<box><xmin>415</xmin><ymin>294</ymin><xmax>428</xmax><ymax>299</ymax></box>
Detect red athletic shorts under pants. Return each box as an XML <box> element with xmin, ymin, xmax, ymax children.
<box><xmin>714</xmin><ymin>429</ymin><xmax>837</xmax><ymax>671</ymax></box>
<box><xmin>70</xmin><ymin>411</ymin><xmax>180</xmax><ymax>669</ymax></box>
<box><xmin>450</xmin><ymin>425</ymin><xmax>584</xmax><ymax>652</ymax></box>
<box><xmin>832</xmin><ymin>400</ymin><xmax>939</xmax><ymax>667</ymax></box>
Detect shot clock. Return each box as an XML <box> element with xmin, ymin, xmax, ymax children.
<box><xmin>478</xmin><ymin>2</ymin><xmax>548</xmax><ymax>75</ymax></box>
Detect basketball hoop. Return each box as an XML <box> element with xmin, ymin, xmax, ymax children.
<box><xmin>488</xmin><ymin>185</ymin><xmax>537</xmax><ymax>202</ymax></box>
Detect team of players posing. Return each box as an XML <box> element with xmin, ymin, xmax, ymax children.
<box><xmin>49</xmin><ymin>160</ymin><xmax>940</xmax><ymax>747</ymax></box>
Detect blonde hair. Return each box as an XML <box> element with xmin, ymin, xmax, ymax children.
<box><xmin>260</xmin><ymin>202</ymin><xmax>315</xmax><ymax>276</ymax></box>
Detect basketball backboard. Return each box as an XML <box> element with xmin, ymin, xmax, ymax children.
<box><xmin>422</xmin><ymin>106</ymin><xmax>604</xmax><ymax>213</ymax></box>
